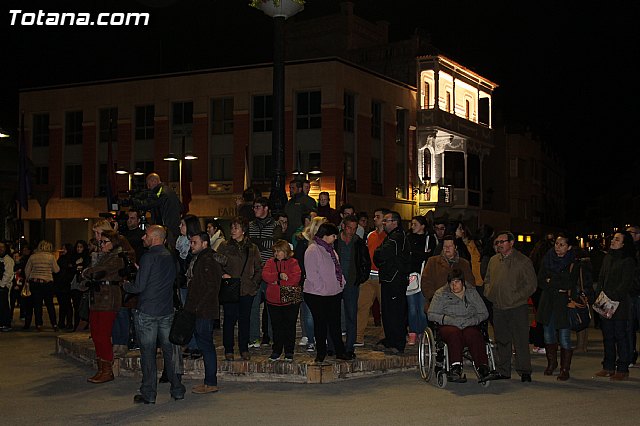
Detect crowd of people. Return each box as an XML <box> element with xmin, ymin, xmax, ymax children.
<box><xmin>1</xmin><ymin>171</ymin><xmax>639</xmax><ymax>403</ymax></box>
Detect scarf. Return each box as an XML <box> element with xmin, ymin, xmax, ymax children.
<box><xmin>313</xmin><ymin>236</ymin><xmax>343</xmax><ymax>287</ymax></box>
<box><xmin>542</xmin><ymin>247</ymin><xmax>575</xmax><ymax>274</ymax></box>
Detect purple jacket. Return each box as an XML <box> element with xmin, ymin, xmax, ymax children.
<box><xmin>303</xmin><ymin>242</ymin><xmax>345</xmax><ymax>296</ymax></box>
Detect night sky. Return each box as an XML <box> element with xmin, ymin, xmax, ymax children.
<box><xmin>2</xmin><ymin>0</ymin><xmax>639</xmax><ymax>225</ymax></box>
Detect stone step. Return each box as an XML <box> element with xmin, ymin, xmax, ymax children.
<box><xmin>56</xmin><ymin>331</ymin><xmax>419</xmax><ymax>384</ymax></box>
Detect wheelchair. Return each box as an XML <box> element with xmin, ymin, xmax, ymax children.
<box><xmin>418</xmin><ymin>321</ymin><xmax>496</xmax><ymax>388</ymax></box>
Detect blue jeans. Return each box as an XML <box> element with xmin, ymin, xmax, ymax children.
<box><xmin>601</xmin><ymin>318</ymin><xmax>630</xmax><ymax>372</ymax></box>
<box><xmin>223</xmin><ymin>295</ymin><xmax>254</xmax><ymax>354</ymax></box>
<box><xmin>406</xmin><ymin>291</ymin><xmax>427</xmax><ymax>334</ymax></box>
<box><xmin>194</xmin><ymin>318</ymin><xmax>217</xmax><ymax>386</ymax></box>
<box><xmin>301</xmin><ymin>301</ymin><xmax>315</xmax><ymax>344</ymax></box>
<box><xmin>342</xmin><ymin>283</ymin><xmax>359</xmax><ymax>352</ymax></box>
<box><xmin>180</xmin><ymin>288</ymin><xmax>198</xmax><ymax>350</ymax></box>
<box><xmin>134</xmin><ymin>310</ymin><xmax>185</xmax><ymax>402</ymax></box>
<box><xmin>111</xmin><ymin>307</ymin><xmax>130</xmax><ymax>346</ymax></box>
<box><xmin>250</xmin><ymin>281</ymin><xmax>271</xmax><ymax>342</ymax></box>
<box><xmin>543</xmin><ymin>324</ymin><xmax>572</xmax><ymax>349</ymax></box>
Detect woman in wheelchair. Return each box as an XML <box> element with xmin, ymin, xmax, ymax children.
<box><xmin>427</xmin><ymin>268</ymin><xmax>493</xmax><ymax>383</ymax></box>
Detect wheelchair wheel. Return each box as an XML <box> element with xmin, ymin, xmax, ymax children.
<box><xmin>418</xmin><ymin>327</ymin><xmax>435</xmax><ymax>381</ymax></box>
<box><xmin>436</xmin><ymin>370</ymin><xmax>448</xmax><ymax>388</ymax></box>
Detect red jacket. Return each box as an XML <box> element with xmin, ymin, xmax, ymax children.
<box><xmin>262</xmin><ymin>257</ymin><xmax>302</xmax><ymax>306</ymax></box>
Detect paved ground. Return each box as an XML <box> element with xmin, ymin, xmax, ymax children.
<box><xmin>2</xmin><ymin>309</ymin><xmax>640</xmax><ymax>425</ymax></box>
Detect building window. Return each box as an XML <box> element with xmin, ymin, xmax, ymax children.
<box><xmin>423</xmin><ymin>82</ymin><xmax>430</xmax><ymax>109</ymax></box>
<box><xmin>65</xmin><ymin>111</ymin><xmax>83</xmax><ymax>145</ymax></box>
<box><xmin>252</xmin><ymin>154</ymin><xmax>272</xmax><ymax>181</ymax></box>
<box><xmin>468</xmin><ymin>154</ymin><xmax>481</xmax><ymax>207</ymax></box>
<box><xmin>211</xmin><ymin>98</ymin><xmax>234</xmax><ymax>135</ymax></box>
<box><xmin>465</xmin><ymin>99</ymin><xmax>470</xmax><ymax>119</ymax></box>
<box><xmin>34</xmin><ymin>166</ymin><xmax>48</xmax><ymax>185</ymax></box>
<box><xmin>135</xmin><ymin>105</ymin><xmax>155</xmax><ymax>141</ymax></box>
<box><xmin>172</xmin><ymin>101</ymin><xmax>193</xmax><ymax>135</ymax></box>
<box><xmin>296</xmin><ymin>91</ymin><xmax>321</xmax><ymax>129</ymax></box>
<box><xmin>33</xmin><ymin>113</ymin><xmax>49</xmax><ymax>147</ymax></box>
<box><xmin>64</xmin><ymin>164</ymin><xmax>82</xmax><ymax>197</ymax></box>
<box><xmin>210</xmin><ymin>155</ymin><xmax>233</xmax><ymax>181</ymax></box>
<box><xmin>371</xmin><ymin>101</ymin><xmax>381</xmax><ymax>139</ymax></box>
<box><xmin>344</xmin><ymin>92</ymin><xmax>355</xmax><ymax>132</ymax></box>
<box><xmin>444</xmin><ymin>151</ymin><xmax>465</xmax><ymax>188</ymax></box>
<box><xmin>445</xmin><ymin>91</ymin><xmax>452</xmax><ymax>113</ymax></box>
<box><xmin>99</xmin><ymin>107</ymin><xmax>118</xmax><ymax>143</ymax></box>
<box><xmin>253</xmin><ymin>95</ymin><xmax>273</xmax><ymax>132</ymax></box>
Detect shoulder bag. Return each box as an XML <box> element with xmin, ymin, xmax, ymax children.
<box><xmin>219</xmin><ymin>247</ymin><xmax>249</xmax><ymax>304</ymax></box>
<box><xmin>278</xmin><ymin>260</ymin><xmax>303</xmax><ymax>304</ymax></box>
<box><xmin>567</xmin><ymin>265</ymin><xmax>591</xmax><ymax>332</ymax></box>
<box><xmin>407</xmin><ymin>235</ymin><xmax>429</xmax><ymax>296</ymax></box>
<box><xmin>169</xmin><ymin>306</ymin><xmax>197</xmax><ymax>346</ymax></box>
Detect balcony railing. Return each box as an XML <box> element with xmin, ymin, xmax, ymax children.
<box><xmin>417</xmin><ymin>109</ymin><xmax>493</xmax><ymax>144</ymax></box>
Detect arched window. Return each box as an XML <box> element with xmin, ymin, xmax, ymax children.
<box><xmin>423</xmin><ymin>82</ymin><xmax>430</xmax><ymax>109</ymax></box>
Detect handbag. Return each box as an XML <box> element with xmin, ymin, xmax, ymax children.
<box><xmin>407</xmin><ymin>235</ymin><xmax>429</xmax><ymax>296</ymax></box>
<box><xmin>279</xmin><ymin>284</ymin><xmax>303</xmax><ymax>304</ymax></box>
<box><xmin>169</xmin><ymin>307</ymin><xmax>196</xmax><ymax>346</ymax></box>
<box><xmin>219</xmin><ymin>278</ymin><xmax>241</xmax><ymax>304</ymax></box>
<box><xmin>567</xmin><ymin>265</ymin><xmax>591</xmax><ymax>332</ymax></box>
<box><xmin>592</xmin><ymin>290</ymin><xmax>620</xmax><ymax>319</ymax></box>
<box><xmin>21</xmin><ymin>282</ymin><xmax>31</xmax><ymax>297</ymax></box>
<box><xmin>219</xmin><ymin>248</ymin><xmax>249</xmax><ymax>304</ymax></box>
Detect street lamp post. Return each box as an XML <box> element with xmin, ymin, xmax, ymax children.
<box><xmin>116</xmin><ymin>167</ymin><xmax>145</xmax><ymax>191</ymax></box>
<box><xmin>253</xmin><ymin>0</ymin><xmax>304</xmax><ymax>212</ymax></box>
<box><xmin>164</xmin><ymin>135</ymin><xmax>197</xmax><ymax>212</ymax></box>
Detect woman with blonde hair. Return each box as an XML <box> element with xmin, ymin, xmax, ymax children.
<box><xmin>263</xmin><ymin>239</ymin><xmax>302</xmax><ymax>361</ymax></box>
<box><xmin>24</xmin><ymin>240</ymin><xmax>60</xmax><ymax>331</ymax></box>
<box><xmin>293</xmin><ymin>216</ymin><xmax>327</xmax><ymax>351</ymax></box>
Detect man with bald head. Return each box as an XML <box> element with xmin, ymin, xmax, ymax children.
<box><xmin>124</xmin><ymin>225</ymin><xmax>185</xmax><ymax>404</ymax></box>
<box><xmin>132</xmin><ymin>173</ymin><xmax>181</xmax><ymax>249</ymax></box>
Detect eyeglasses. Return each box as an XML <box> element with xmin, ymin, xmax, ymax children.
<box><xmin>382</xmin><ymin>219</ymin><xmax>396</xmax><ymax>223</ymax></box>
<box><xmin>253</xmin><ymin>205</ymin><xmax>264</xmax><ymax>210</ymax></box>
<box><xmin>494</xmin><ymin>239</ymin><xmax>509</xmax><ymax>245</ymax></box>
<box><xmin>435</xmin><ymin>226</ymin><xmax>446</xmax><ymax>230</ymax></box>
<box><xmin>98</xmin><ymin>239</ymin><xmax>111</xmax><ymax>245</ymax></box>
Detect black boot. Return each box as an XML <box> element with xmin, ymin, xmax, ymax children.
<box><xmin>544</xmin><ymin>343</ymin><xmax>558</xmax><ymax>375</ymax></box>
<box><xmin>557</xmin><ymin>348</ymin><xmax>573</xmax><ymax>381</ymax></box>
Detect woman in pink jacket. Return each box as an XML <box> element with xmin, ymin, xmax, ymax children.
<box><xmin>262</xmin><ymin>239</ymin><xmax>302</xmax><ymax>362</ymax></box>
<box><xmin>303</xmin><ymin>223</ymin><xmax>349</xmax><ymax>363</ymax></box>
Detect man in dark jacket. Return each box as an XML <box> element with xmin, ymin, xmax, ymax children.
<box><xmin>373</xmin><ymin>211</ymin><xmax>411</xmax><ymax>354</ymax></box>
<box><xmin>185</xmin><ymin>232</ymin><xmax>222</xmax><ymax>394</ymax></box>
<box><xmin>133</xmin><ymin>173</ymin><xmax>181</xmax><ymax>250</ymax></box>
<box><xmin>335</xmin><ymin>215</ymin><xmax>371</xmax><ymax>359</ymax></box>
<box><xmin>123</xmin><ymin>225</ymin><xmax>185</xmax><ymax>404</ymax></box>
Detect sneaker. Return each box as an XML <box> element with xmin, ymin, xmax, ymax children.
<box><xmin>284</xmin><ymin>354</ymin><xmax>294</xmax><ymax>362</ymax></box>
<box><xmin>248</xmin><ymin>339</ymin><xmax>261</xmax><ymax>348</ymax></box>
<box><xmin>306</xmin><ymin>343</ymin><xmax>316</xmax><ymax>352</ymax></box>
<box><xmin>353</xmin><ymin>341</ymin><xmax>365</xmax><ymax>347</ymax></box>
<box><xmin>298</xmin><ymin>337</ymin><xmax>308</xmax><ymax>346</ymax></box>
<box><xmin>261</xmin><ymin>335</ymin><xmax>271</xmax><ymax>346</ymax></box>
<box><xmin>268</xmin><ymin>353</ymin><xmax>280</xmax><ymax>362</ymax></box>
<box><xmin>0</xmin><ymin>326</ymin><xmax>12</xmax><ymax>332</ymax></box>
